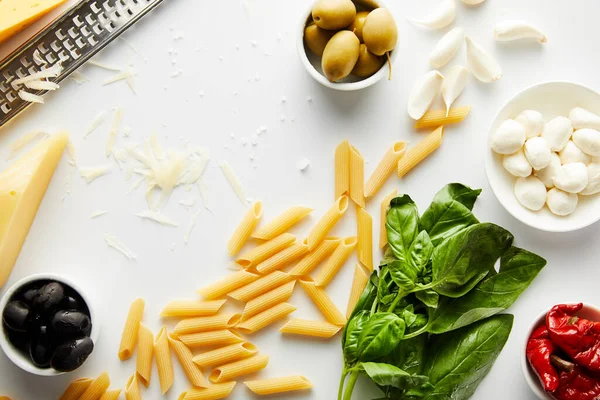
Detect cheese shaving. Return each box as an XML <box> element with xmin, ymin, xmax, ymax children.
<box><xmin>33</xmin><ymin>49</ymin><xmax>46</xmax><ymax>66</ymax></box>
<box><xmin>197</xmin><ymin>180</ymin><xmax>213</xmax><ymax>213</ymax></box>
<box><xmin>103</xmin><ymin>70</ymin><xmax>134</xmax><ymax>85</ymax></box>
<box><xmin>88</xmin><ymin>59</ymin><xmax>121</xmax><ymax>71</ymax></box>
<box><xmin>91</xmin><ymin>210</ymin><xmax>108</xmax><ymax>218</ymax></box>
<box><xmin>86</xmin><ymin>111</ymin><xmax>107</xmax><ymax>137</ymax></box>
<box><xmin>79</xmin><ymin>164</ymin><xmax>112</xmax><ymax>183</ymax></box>
<box><xmin>13</xmin><ymin>63</ymin><xmax>62</xmax><ymax>85</ymax></box>
<box><xmin>104</xmin><ymin>235</ymin><xmax>136</xmax><ymax>260</ymax></box>
<box><xmin>8</xmin><ymin>131</ymin><xmax>48</xmax><ymax>159</ymax></box>
<box><xmin>18</xmin><ymin>90</ymin><xmax>44</xmax><ymax>104</ymax></box>
<box><xmin>70</xmin><ymin>71</ymin><xmax>89</xmax><ymax>84</ymax></box>
<box><xmin>184</xmin><ymin>211</ymin><xmax>200</xmax><ymax>244</ymax></box>
<box><xmin>24</xmin><ymin>80</ymin><xmax>59</xmax><ymax>91</ymax></box>
<box><xmin>178</xmin><ymin>198</ymin><xmax>196</xmax><ymax>209</ymax></box>
<box><xmin>106</xmin><ymin>108</ymin><xmax>123</xmax><ymax>157</ymax></box>
<box><xmin>219</xmin><ymin>161</ymin><xmax>247</xmax><ymax>205</ymax></box>
<box><xmin>135</xmin><ymin>210</ymin><xmax>178</xmax><ymax>227</ymax></box>
<box><xmin>66</xmin><ymin>139</ymin><xmax>77</xmax><ymax>165</ymax></box>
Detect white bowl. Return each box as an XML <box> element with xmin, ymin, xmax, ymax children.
<box><xmin>485</xmin><ymin>81</ymin><xmax>600</xmax><ymax>232</ymax></box>
<box><xmin>297</xmin><ymin>1</ymin><xmax>397</xmax><ymax>91</ymax></box>
<box><xmin>0</xmin><ymin>273</ymin><xmax>99</xmax><ymax>376</ymax></box>
<box><xmin>521</xmin><ymin>302</ymin><xmax>600</xmax><ymax>400</ymax></box>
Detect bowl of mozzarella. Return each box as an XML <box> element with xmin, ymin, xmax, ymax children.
<box><xmin>486</xmin><ymin>82</ymin><xmax>600</xmax><ymax>232</ymax></box>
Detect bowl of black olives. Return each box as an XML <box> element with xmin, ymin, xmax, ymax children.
<box><xmin>0</xmin><ymin>274</ymin><xmax>98</xmax><ymax>375</ymax></box>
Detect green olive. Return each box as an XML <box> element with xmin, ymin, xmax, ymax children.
<box><xmin>348</xmin><ymin>11</ymin><xmax>370</xmax><ymax>42</ymax></box>
<box><xmin>304</xmin><ymin>23</ymin><xmax>336</xmax><ymax>57</ymax></box>
<box><xmin>351</xmin><ymin>44</ymin><xmax>384</xmax><ymax>77</ymax></box>
<box><xmin>322</xmin><ymin>30</ymin><xmax>360</xmax><ymax>82</ymax></box>
<box><xmin>362</xmin><ymin>8</ymin><xmax>397</xmax><ymax>56</ymax></box>
<box><xmin>312</xmin><ymin>0</ymin><xmax>356</xmax><ymax>31</ymax></box>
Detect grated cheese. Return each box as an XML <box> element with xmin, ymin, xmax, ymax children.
<box><xmin>79</xmin><ymin>164</ymin><xmax>112</xmax><ymax>183</ymax></box>
<box><xmin>135</xmin><ymin>210</ymin><xmax>178</xmax><ymax>227</ymax></box>
<box><xmin>106</xmin><ymin>108</ymin><xmax>123</xmax><ymax>157</ymax></box>
<box><xmin>24</xmin><ymin>80</ymin><xmax>59</xmax><ymax>91</ymax></box>
<box><xmin>85</xmin><ymin>110</ymin><xmax>107</xmax><ymax>137</ymax></box>
<box><xmin>104</xmin><ymin>235</ymin><xmax>136</xmax><ymax>260</ymax></box>
<box><xmin>13</xmin><ymin>63</ymin><xmax>62</xmax><ymax>85</ymax></box>
<box><xmin>297</xmin><ymin>158</ymin><xmax>310</xmax><ymax>171</ymax></box>
<box><xmin>33</xmin><ymin>49</ymin><xmax>46</xmax><ymax>66</ymax></box>
<box><xmin>91</xmin><ymin>210</ymin><xmax>108</xmax><ymax>218</ymax></box>
<box><xmin>103</xmin><ymin>70</ymin><xmax>134</xmax><ymax>85</ymax></box>
<box><xmin>184</xmin><ymin>211</ymin><xmax>200</xmax><ymax>244</ymax></box>
<box><xmin>220</xmin><ymin>161</ymin><xmax>247</xmax><ymax>206</ymax></box>
<box><xmin>66</xmin><ymin>139</ymin><xmax>77</xmax><ymax>165</ymax></box>
<box><xmin>8</xmin><ymin>131</ymin><xmax>48</xmax><ymax>159</ymax></box>
<box><xmin>18</xmin><ymin>90</ymin><xmax>44</xmax><ymax>104</ymax></box>
<box><xmin>123</xmin><ymin>126</ymin><xmax>132</xmax><ymax>137</ymax></box>
<box><xmin>178</xmin><ymin>198</ymin><xmax>196</xmax><ymax>209</ymax></box>
<box><xmin>88</xmin><ymin>59</ymin><xmax>121</xmax><ymax>71</ymax></box>
<box><xmin>70</xmin><ymin>71</ymin><xmax>89</xmax><ymax>84</ymax></box>
<box><xmin>197</xmin><ymin>180</ymin><xmax>213</xmax><ymax>213</ymax></box>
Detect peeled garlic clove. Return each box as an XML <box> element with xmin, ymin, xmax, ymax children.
<box><xmin>465</xmin><ymin>36</ymin><xmax>502</xmax><ymax>83</ymax></box>
<box><xmin>542</xmin><ymin>116</ymin><xmax>573</xmax><ymax>152</ymax></box>
<box><xmin>503</xmin><ymin>148</ymin><xmax>532</xmax><ymax>178</ymax></box>
<box><xmin>429</xmin><ymin>27</ymin><xmax>464</xmax><ymax>68</ymax></box>
<box><xmin>573</xmin><ymin>128</ymin><xmax>600</xmax><ymax>156</ymax></box>
<box><xmin>546</xmin><ymin>188</ymin><xmax>578</xmax><ymax>216</ymax></box>
<box><xmin>559</xmin><ymin>141</ymin><xmax>591</xmax><ymax>165</ymax></box>
<box><xmin>514</xmin><ymin>176</ymin><xmax>546</xmax><ymax>211</ymax></box>
<box><xmin>461</xmin><ymin>0</ymin><xmax>485</xmax><ymax>4</ymax></box>
<box><xmin>441</xmin><ymin>65</ymin><xmax>469</xmax><ymax>116</ymax></box>
<box><xmin>410</xmin><ymin>0</ymin><xmax>456</xmax><ymax>29</ymax></box>
<box><xmin>535</xmin><ymin>152</ymin><xmax>561</xmax><ymax>188</ymax></box>
<box><xmin>524</xmin><ymin>137</ymin><xmax>552</xmax><ymax>170</ymax></box>
<box><xmin>490</xmin><ymin>119</ymin><xmax>526</xmax><ymax>155</ymax></box>
<box><xmin>407</xmin><ymin>70</ymin><xmax>444</xmax><ymax>120</ymax></box>
<box><xmin>581</xmin><ymin>163</ymin><xmax>600</xmax><ymax>195</ymax></box>
<box><xmin>569</xmin><ymin>107</ymin><xmax>600</xmax><ymax>130</ymax></box>
<box><xmin>553</xmin><ymin>162</ymin><xmax>588</xmax><ymax>194</ymax></box>
<box><xmin>515</xmin><ymin>110</ymin><xmax>544</xmax><ymax>139</ymax></box>
<box><xmin>494</xmin><ymin>20</ymin><xmax>547</xmax><ymax>43</ymax></box>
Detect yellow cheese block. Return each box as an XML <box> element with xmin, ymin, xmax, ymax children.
<box><xmin>0</xmin><ymin>0</ymin><xmax>68</xmax><ymax>44</ymax></box>
<box><xmin>0</xmin><ymin>132</ymin><xmax>68</xmax><ymax>288</ymax></box>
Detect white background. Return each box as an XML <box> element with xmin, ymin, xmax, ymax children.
<box><xmin>0</xmin><ymin>0</ymin><xmax>599</xmax><ymax>399</ymax></box>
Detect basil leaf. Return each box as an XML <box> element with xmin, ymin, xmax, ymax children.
<box><xmin>343</xmin><ymin>310</ymin><xmax>370</xmax><ymax>365</ymax></box>
<box><xmin>388</xmin><ymin>260</ymin><xmax>418</xmax><ymax>292</ymax></box>
<box><xmin>385</xmin><ymin>333</ymin><xmax>428</xmax><ymax>375</ymax></box>
<box><xmin>402</xmin><ymin>308</ymin><xmax>418</xmax><ymax>327</ymax></box>
<box><xmin>426</xmin><ymin>246</ymin><xmax>546</xmax><ymax>334</ymax></box>
<box><xmin>386</xmin><ymin>195</ymin><xmax>420</xmax><ymax>263</ymax></box>
<box><xmin>409</xmin><ymin>230</ymin><xmax>434</xmax><ymax>272</ymax></box>
<box><xmin>362</xmin><ymin>362</ymin><xmax>431</xmax><ymax>390</ymax></box>
<box><xmin>430</xmin><ymin>223</ymin><xmax>514</xmax><ymax>298</ymax></box>
<box><xmin>416</xmin><ymin>289</ymin><xmax>439</xmax><ymax>309</ymax></box>
<box><xmin>422</xmin><ymin>314</ymin><xmax>513</xmax><ymax>400</ymax></box>
<box><xmin>357</xmin><ymin>313</ymin><xmax>406</xmax><ymax>362</ymax></box>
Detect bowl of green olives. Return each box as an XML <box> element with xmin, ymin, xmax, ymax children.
<box><xmin>298</xmin><ymin>0</ymin><xmax>398</xmax><ymax>91</ymax></box>
<box><xmin>0</xmin><ymin>273</ymin><xmax>98</xmax><ymax>376</ymax></box>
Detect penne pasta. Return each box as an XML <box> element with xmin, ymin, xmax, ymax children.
<box><xmin>209</xmin><ymin>354</ymin><xmax>269</xmax><ymax>383</ymax></box>
<box><xmin>227</xmin><ymin>271</ymin><xmax>292</xmax><ymax>303</ymax></box>
<box><xmin>197</xmin><ymin>270</ymin><xmax>259</xmax><ymax>300</ymax></box>
<box><xmin>334</xmin><ymin>140</ymin><xmax>350</xmax><ymax>199</ymax></box>
<box><xmin>244</xmin><ymin>375</ymin><xmax>313</xmax><ymax>395</ymax></box>
<box><xmin>79</xmin><ymin>371</ymin><xmax>110</xmax><ymax>400</ymax></box>
<box><xmin>227</xmin><ymin>201</ymin><xmax>263</xmax><ymax>256</ymax></box>
<box><xmin>356</xmin><ymin>207</ymin><xmax>373</xmax><ymax>271</ymax></box>
<box><xmin>118</xmin><ymin>298</ymin><xmax>145</xmax><ymax>360</ymax></box>
<box><xmin>364</xmin><ymin>141</ymin><xmax>407</xmax><ymax>198</ymax></box>
<box><xmin>174</xmin><ymin>313</ymin><xmax>242</xmax><ymax>335</ymax></box>
<box><xmin>306</xmin><ymin>196</ymin><xmax>349</xmax><ymax>251</ymax></box>
<box><xmin>414</xmin><ymin>106</ymin><xmax>471</xmax><ymax>129</ymax></box>
<box><xmin>346</xmin><ymin>264</ymin><xmax>371</xmax><ymax>318</ymax></box>
<box><xmin>242</xmin><ymin>281</ymin><xmax>296</xmax><ymax>320</ymax></box>
<box><xmin>193</xmin><ymin>342</ymin><xmax>258</xmax><ymax>368</ymax></box>
<box><xmin>179</xmin><ymin>382</ymin><xmax>236</xmax><ymax>400</ymax></box>
<box><xmin>279</xmin><ymin>319</ymin><xmax>342</xmax><ymax>339</ymax></box>
<box><xmin>178</xmin><ymin>329</ymin><xmax>244</xmax><ymax>348</ymax></box>
<box><xmin>136</xmin><ymin>323</ymin><xmax>154</xmax><ymax>387</ymax></box>
<box><xmin>379</xmin><ymin>189</ymin><xmax>397</xmax><ymax>249</ymax></box>
<box><xmin>235</xmin><ymin>233</ymin><xmax>296</xmax><ymax>269</ymax></box>
<box><xmin>155</xmin><ymin>327</ymin><xmax>174</xmax><ymax>395</ymax></box>
<box><xmin>236</xmin><ymin>302</ymin><xmax>296</xmax><ymax>334</ymax></box>
<box><xmin>314</xmin><ymin>236</ymin><xmax>357</xmax><ymax>287</ymax></box>
<box><xmin>349</xmin><ymin>145</ymin><xmax>366</xmax><ymax>208</ymax></box>
<box><xmin>255</xmin><ymin>242</ymin><xmax>308</xmax><ymax>274</ymax></box>
<box><xmin>98</xmin><ymin>389</ymin><xmax>122</xmax><ymax>400</ymax></box>
<box><xmin>168</xmin><ymin>334</ymin><xmax>208</xmax><ymax>388</ymax></box>
<box><xmin>160</xmin><ymin>299</ymin><xmax>227</xmax><ymax>318</ymax></box>
<box><xmin>289</xmin><ymin>238</ymin><xmax>341</xmax><ymax>277</ymax></box>
<box><xmin>252</xmin><ymin>206</ymin><xmax>313</xmax><ymax>240</ymax></box>
<box><xmin>125</xmin><ymin>374</ymin><xmax>141</xmax><ymax>400</ymax></box>
<box><xmin>59</xmin><ymin>377</ymin><xmax>93</xmax><ymax>400</ymax></box>
<box><xmin>398</xmin><ymin>126</ymin><xmax>445</xmax><ymax>178</ymax></box>
<box><xmin>300</xmin><ymin>280</ymin><xmax>346</xmax><ymax>326</ymax></box>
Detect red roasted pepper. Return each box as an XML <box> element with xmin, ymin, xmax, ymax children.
<box><xmin>547</xmin><ymin>303</ymin><xmax>600</xmax><ymax>373</ymax></box>
<box><xmin>552</xmin><ymin>359</ymin><xmax>600</xmax><ymax>400</ymax></box>
<box><xmin>527</xmin><ymin>325</ymin><xmax>560</xmax><ymax>392</ymax></box>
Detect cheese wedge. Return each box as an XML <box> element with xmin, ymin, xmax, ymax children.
<box><xmin>0</xmin><ymin>0</ymin><xmax>68</xmax><ymax>44</ymax></box>
<box><xmin>0</xmin><ymin>132</ymin><xmax>68</xmax><ymax>288</ymax></box>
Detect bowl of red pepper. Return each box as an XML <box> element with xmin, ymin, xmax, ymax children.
<box><xmin>522</xmin><ymin>303</ymin><xmax>600</xmax><ymax>400</ymax></box>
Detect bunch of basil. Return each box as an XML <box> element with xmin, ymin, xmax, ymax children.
<box><xmin>339</xmin><ymin>183</ymin><xmax>546</xmax><ymax>400</ymax></box>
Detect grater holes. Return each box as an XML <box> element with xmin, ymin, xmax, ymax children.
<box><xmin>103</xmin><ymin>1</ymin><xmax>114</xmax><ymax>12</ymax></box>
<box><xmin>92</xmin><ymin>24</ymin><xmax>104</xmax><ymax>35</ymax></box>
<box><xmin>3</xmin><ymin>71</ymin><xmax>14</xmax><ymax>83</ymax></box>
<box><xmin>105</xmin><ymin>22</ymin><xmax>115</xmax><ymax>33</ymax></box>
<box><xmin>70</xmin><ymin>49</ymin><xmax>82</xmax><ymax>60</ymax></box>
<box><xmin>81</xmin><ymin>26</ymin><xmax>91</xmax><ymax>37</ymax></box>
<box><xmin>98</xmin><ymin>12</ymin><xmax>109</xmax><ymax>25</ymax></box>
<box><xmin>58</xmin><ymin>51</ymin><xmax>70</xmax><ymax>62</ymax></box>
<box><xmin>64</xmin><ymin>39</ymin><xmax>75</xmax><ymax>51</ymax></box>
<box><xmin>56</xmin><ymin>29</ymin><xmax>66</xmax><ymax>40</ymax></box>
<box><xmin>85</xmin><ymin>13</ymin><xmax>96</xmax><ymax>25</ymax></box>
<box><xmin>110</xmin><ymin>10</ymin><xmax>122</xmax><ymax>21</ymax></box>
<box><xmin>68</xmin><ymin>27</ymin><xmax>79</xmax><ymax>39</ymax></box>
<box><xmin>73</xmin><ymin>15</ymin><xmax>84</xmax><ymax>27</ymax></box>
<box><xmin>15</xmin><ymin>68</ymin><xmax>26</xmax><ymax>79</ymax></box>
<box><xmin>6</xmin><ymin>91</ymin><xmax>18</xmax><ymax>103</ymax></box>
<box><xmin>75</xmin><ymin>37</ymin><xmax>86</xmax><ymax>48</ymax></box>
<box><xmin>119</xmin><ymin>0</ymin><xmax>127</xmax><ymax>7</ymax></box>
<box><xmin>50</xmin><ymin>40</ymin><xmax>61</xmax><ymax>52</ymax></box>
<box><xmin>1</xmin><ymin>103</ymin><xmax>11</xmax><ymax>114</ymax></box>
<box><xmin>46</xmin><ymin>53</ymin><xmax>58</xmax><ymax>64</ymax></box>
<box><xmin>38</xmin><ymin>42</ymin><xmax>49</xmax><ymax>54</ymax></box>
<box><xmin>91</xmin><ymin>2</ymin><xmax>101</xmax><ymax>13</ymax></box>
<box><xmin>88</xmin><ymin>36</ymin><xmax>99</xmax><ymax>46</ymax></box>
<box><xmin>20</xmin><ymin>56</ymin><xmax>32</xmax><ymax>68</ymax></box>
<box><xmin>0</xmin><ymin>82</ymin><xmax>9</xmax><ymax>93</ymax></box>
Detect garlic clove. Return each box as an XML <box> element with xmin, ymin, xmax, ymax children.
<box><xmin>514</xmin><ymin>176</ymin><xmax>546</xmax><ymax>211</ymax></box>
<box><xmin>553</xmin><ymin>162</ymin><xmax>588</xmax><ymax>194</ymax></box>
<box><xmin>407</xmin><ymin>70</ymin><xmax>444</xmax><ymax>120</ymax></box>
<box><xmin>535</xmin><ymin>152</ymin><xmax>561</xmax><ymax>189</ymax></box>
<box><xmin>503</xmin><ymin>148</ymin><xmax>532</xmax><ymax>178</ymax></box>
<box><xmin>515</xmin><ymin>110</ymin><xmax>544</xmax><ymax>139</ymax></box>
<box><xmin>490</xmin><ymin>119</ymin><xmax>526</xmax><ymax>154</ymax></box>
<box><xmin>441</xmin><ymin>65</ymin><xmax>469</xmax><ymax>116</ymax></box>
<box><xmin>410</xmin><ymin>0</ymin><xmax>456</xmax><ymax>29</ymax></box>
<box><xmin>461</xmin><ymin>0</ymin><xmax>485</xmax><ymax>4</ymax></box>
<box><xmin>569</xmin><ymin>107</ymin><xmax>600</xmax><ymax>130</ymax></box>
<box><xmin>581</xmin><ymin>163</ymin><xmax>600</xmax><ymax>195</ymax></box>
<box><xmin>573</xmin><ymin>128</ymin><xmax>600</xmax><ymax>156</ymax></box>
<box><xmin>524</xmin><ymin>137</ymin><xmax>552</xmax><ymax>170</ymax></box>
<box><xmin>429</xmin><ymin>27</ymin><xmax>465</xmax><ymax>68</ymax></box>
<box><xmin>465</xmin><ymin>36</ymin><xmax>502</xmax><ymax>83</ymax></box>
<box><xmin>546</xmin><ymin>188</ymin><xmax>578</xmax><ymax>216</ymax></box>
<box><xmin>542</xmin><ymin>116</ymin><xmax>573</xmax><ymax>152</ymax></box>
<box><xmin>494</xmin><ymin>20</ymin><xmax>547</xmax><ymax>43</ymax></box>
<box><xmin>558</xmin><ymin>140</ymin><xmax>591</xmax><ymax>165</ymax></box>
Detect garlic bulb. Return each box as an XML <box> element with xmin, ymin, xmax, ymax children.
<box><xmin>569</xmin><ymin>107</ymin><xmax>600</xmax><ymax>130</ymax></box>
<box><xmin>429</xmin><ymin>27</ymin><xmax>464</xmax><ymax>68</ymax></box>
<box><xmin>581</xmin><ymin>163</ymin><xmax>600</xmax><ymax>195</ymax></box>
<box><xmin>572</xmin><ymin>128</ymin><xmax>600</xmax><ymax>156</ymax></box>
<box><xmin>407</xmin><ymin>70</ymin><xmax>444</xmax><ymax>120</ymax></box>
<box><xmin>514</xmin><ymin>176</ymin><xmax>546</xmax><ymax>211</ymax></box>
<box><xmin>503</xmin><ymin>149</ymin><xmax>532</xmax><ymax>178</ymax></box>
<box><xmin>546</xmin><ymin>188</ymin><xmax>578</xmax><ymax>216</ymax></box>
<box><xmin>553</xmin><ymin>163</ymin><xmax>588</xmax><ymax>193</ymax></box>
<box><xmin>441</xmin><ymin>66</ymin><xmax>469</xmax><ymax>116</ymax></box>
<box><xmin>515</xmin><ymin>110</ymin><xmax>544</xmax><ymax>139</ymax></box>
<box><xmin>494</xmin><ymin>21</ymin><xmax>547</xmax><ymax>43</ymax></box>
<box><xmin>410</xmin><ymin>0</ymin><xmax>456</xmax><ymax>29</ymax></box>
<box><xmin>542</xmin><ymin>116</ymin><xmax>573</xmax><ymax>152</ymax></box>
<box><xmin>524</xmin><ymin>137</ymin><xmax>552</xmax><ymax>170</ymax></box>
<box><xmin>465</xmin><ymin>36</ymin><xmax>502</xmax><ymax>83</ymax></box>
<box><xmin>490</xmin><ymin>119</ymin><xmax>526</xmax><ymax>154</ymax></box>
<box><xmin>535</xmin><ymin>152</ymin><xmax>561</xmax><ymax>188</ymax></box>
<box><xmin>559</xmin><ymin>141</ymin><xmax>591</xmax><ymax>165</ymax></box>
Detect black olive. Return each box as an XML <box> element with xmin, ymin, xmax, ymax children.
<box><xmin>51</xmin><ymin>311</ymin><xmax>92</xmax><ymax>339</ymax></box>
<box><xmin>50</xmin><ymin>337</ymin><xmax>94</xmax><ymax>372</ymax></box>
<box><xmin>29</xmin><ymin>324</ymin><xmax>54</xmax><ymax>368</ymax></box>
<box><xmin>5</xmin><ymin>325</ymin><xmax>30</xmax><ymax>354</ymax></box>
<box><xmin>61</xmin><ymin>295</ymin><xmax>88</xmax><ymax>314</ymax></box>
<box><xmin>21</xmin><ymin>288</ymin><xmax>40</xmax><ymax>306</ymax></box>
<box><xmin>33</xmin><ymin>282</ymin><xmax>65</xmax><ymax>313</ymax></box>
<box><xmin>2</xmin><ymin>301</ymin><xmax>31</xmax><ymax>332</ymax></box>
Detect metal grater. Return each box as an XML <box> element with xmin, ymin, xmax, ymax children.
<box><xmin>0</xmin><ymin>0</ymin><xmax>165</xmax><ymax>128</ymax></box>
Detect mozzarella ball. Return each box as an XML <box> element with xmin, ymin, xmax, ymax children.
<box><xmin>535</xmin><ymin>152</ymin><xmax>561</xmax><ymax>188</ymax></box>
<box><xmin>542</xmin><ymin>116</ymin><xmax>573</xmax><ymax>152</ymax></box>
<box><xmin>558</xmin><ymin>140</ymin><xmax>591</xmax><ymax>165</ymax></box>
<box><xmin>546</xmin><ymin>188</ymin><xmax>578</xmax><ymax>216</ymax></box>
<box><xmin>503</xmin><ymin>149</ymin><xmax>532</xmax><ymax>177</ymax></box>
<box><xmin>553</xmin><ymin>162</ymin><xmax>589</xmax><ymax>193</ymax></box>
<box><xmin>515</xmin><ymin>110</ymin><xmax>544</xmax><ymax>139</ymax></box>
<box><xmin>490</xmin><ymin>119</ymin><xmax>526</xmax><ymax>154</ymax></box>
<box><xmin>569</xmin><ymin>107</ymin><xmax>600</xmax><ymax>130</ymax></box>
<box><xmin>572</xmin><ymin>128</ymin><xmax>600</xmax><ymax>156</ymax></box>
<box><xmin>524</xmin><ymin>137</ymin><xmax>552</xmax><ymax>170</ymax></box>
<box><xmin>514</xmin><ymin>176</ymin><xmax>547</xmax><ymax>211</ymax></box>
<box><xmin>580</xmin><ymin>163</ymin><xmax>600</xmax><ymax>195</ymax></box>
